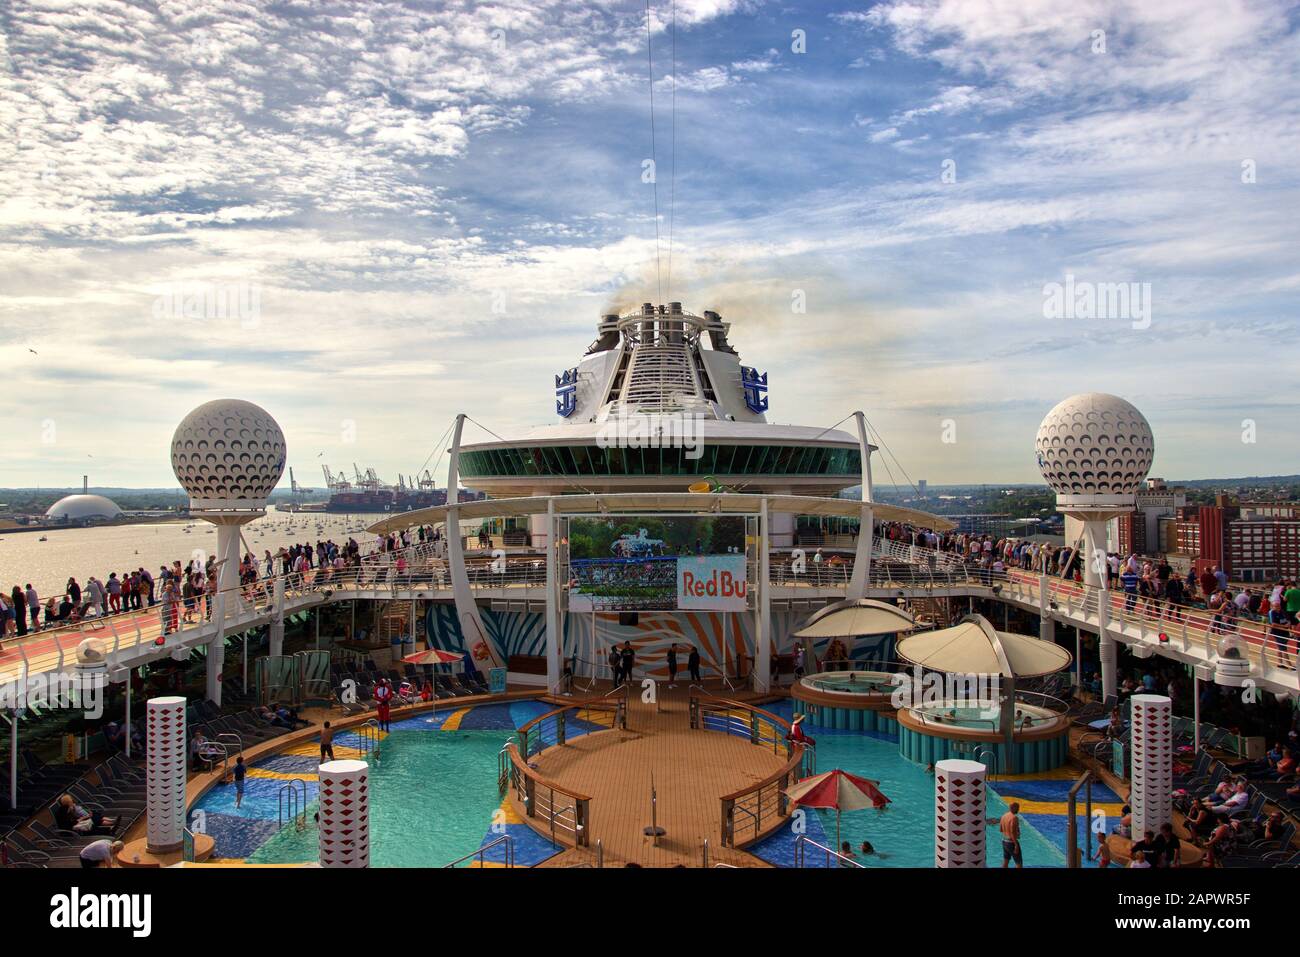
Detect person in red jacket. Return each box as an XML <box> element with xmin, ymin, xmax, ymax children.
<box><xmin>374</xmin><ymin>677</ymin><xmax>393</xmax><ymax>731</ymax></box>
<box><xmin>788</xmin><ymin>713</ymin><xmax>816</xmax><ymax>748</ymax></box>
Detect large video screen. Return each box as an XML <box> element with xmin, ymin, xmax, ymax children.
<box><xmin>568</xmin><ymin>516</ymin><xmax>747</xmax><ymax>611</ymax></box>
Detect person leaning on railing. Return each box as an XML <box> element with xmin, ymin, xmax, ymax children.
<box><xmin>787</xmin><ymin>713</ymin><xmax>816</xmax><ymax>748</ymax></box>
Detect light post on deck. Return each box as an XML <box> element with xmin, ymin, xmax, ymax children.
<box><xmin>1035</xmin><ymin>394</ymin><xmax>1153</xmax><ymax>702</ymax></box>
<box><xmin>170</xmin><ymin>399</ymin><xmax>287</xmax><ymax>706</ymax></box>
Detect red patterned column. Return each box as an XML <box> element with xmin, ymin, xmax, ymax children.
<box><xmin>935</xmin><ymin>758</ymin><xmax>987</xmax><ymax>868</ymax></box>
<box><xmin>1130</xmin><ymin>693</ymin><xmax>1173</xmax><ymax>839</ymax></box>
<box><xmin>318</xmin><ymin>759</ymin><xmax>370</xmax><ymax>868</ymax></box>
<box><xmin>145</xmin><ymin>695</ymin><xmax>187</xmax><ymax>853</ymax></box>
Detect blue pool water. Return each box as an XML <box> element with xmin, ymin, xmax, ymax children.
<box><xmin>751</xmin><ymin>700</ymin><xmax>1070</xmax><ymax>868</ymax></box>
<box><xmin>192</xmin><ymin>701</ymin><xmax>567</xmax><ymax>866</ymax></box>
<box><xmin>193</xmin><ymin>698</ymin><xmax>1093</xmax><ymax>868</ymax></box>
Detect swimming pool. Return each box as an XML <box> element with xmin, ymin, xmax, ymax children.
<box><xmin>750</xmin><ymin>700</ymin><xmax>1069</xmax><ymax>868</ymax></box>
<box><xmin>192</xmin><ymin>701</ymin><xmax>568</xmax><ymax>867</ymax></box>
<box><xmin>190</xmin><ymin>697</ymin><xmax>1084</xmax><ymax>868</ymax></box>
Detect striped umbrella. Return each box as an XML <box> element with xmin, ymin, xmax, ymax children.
<box><xmin>785</xmin><ymin>768</ymin><xmax>891</xmax><ymax>851</ymax></box>
<box><xmin>401</xmin><ymin>648</ymin><xmax>463</xmax><ymax>666</ymax></box>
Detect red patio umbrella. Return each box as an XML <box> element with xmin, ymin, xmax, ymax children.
<box><xmin>785</xmin><ymin>768</ymin><xmax>891</xmax><ymax>850</ymax></box>
<box><xmin>401</xmin><ymin>648</ymin><xmax>463</xmax><ymax>666</ymax></box>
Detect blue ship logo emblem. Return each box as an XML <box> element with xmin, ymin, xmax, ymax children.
<box><xmin>740</xmin><ymin>366</ymin><xmax>769</xmax><ymax>414</ymax></box>
<box><xmin>555</xmin><ymin>367</ymin><xmax>578</xmax><ymax>417</ymax></box>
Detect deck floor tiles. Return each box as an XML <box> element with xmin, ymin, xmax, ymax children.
<box><xmin>516</xmin><ymin>687</ymin><xmax>787</xmax><ymax>867</ymax></box>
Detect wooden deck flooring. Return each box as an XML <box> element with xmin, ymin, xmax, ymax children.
<box><xmin>516</xmin><ymin>684</ymin><xmax>789</xmax><ymax>867</ymax></box>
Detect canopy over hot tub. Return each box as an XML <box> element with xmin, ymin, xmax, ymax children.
<box><xmin>794</xmin><ymin>599</ymin><xmax>916</xmax><ymax>639</ymax></box>
<box><xmin>896</xmin><ymin>615</ymin><xmax>1073</xmax><ymax>679</ymax></box>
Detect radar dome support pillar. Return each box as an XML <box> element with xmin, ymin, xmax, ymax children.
<box><xmin>1038</xmin><ymin>573</ymin><xmax>1056</xmax><ymax>642</ymax></box>
<box><xmin>268</xmin><ymin>575</ymin><xmax>286</xmax><ymax>658</ymax></box>
<box><xmin>846</xmin><ymin>411</ymin><xmax>873</xmax><ymax>601</ymax></box>
<box><xmin>1082</xmin><ymin>518</ymin><xmax>1116</xmax><ymax>701</ymax></box>
<box><xmin>205</xmin><ymin>521</ymin><xmax>244</xmax><ymax>706</ymax></box>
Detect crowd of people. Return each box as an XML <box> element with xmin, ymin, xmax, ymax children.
<box><xmin>0</xmin><ymin>525</ymin><xmax>450</xmax><ymax>648</ymax></box>
<box><xmin>877</xmin><ymin>521</ymin><xmax>1300</xmax><ymax>662</ymax></box>
<box><xmin>1078</xmin><ymin>657</ymin><xmax>1300</xmax><ymax>867</ymax></box>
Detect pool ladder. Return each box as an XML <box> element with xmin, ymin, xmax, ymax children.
<box><xmin>497</xmin><ymin>741</ymin><xmax>513</xmax><ymax>796</ymax></box>
<box><xmin>972</xmin><ymin>746</ymin><xmax>999</xmax><ymax>775</ymax></box>
<box><xmin>354</xmin><ymin>719</ymin><xmax>382</xmax><ymax>762</ymax></box>
<box><xmin>442</xmin><ymin>834</ymin><xmax>515</xmax><ymax>869</ymax></box>
<box><xmin>793</xmin><ymin>835</ymin><xmax>865</xmax><ymax>869</ymax></box>
<box><xmin>278</xmin><ymin>779</ymin><xmax>308</xmax><ymax>831</ymax></box>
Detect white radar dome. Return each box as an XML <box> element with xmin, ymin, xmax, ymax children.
<box><xmin>171</xmin><ymin>399</ymin><xmax>286</xmax><ymax>510</ymax></box>
<box><xmin>1035</xmin><ymin>393</ymin><xmax>1153</xmax><ymax>507</ymax></box>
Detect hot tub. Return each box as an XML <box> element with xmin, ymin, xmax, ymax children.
<box><xmin>896</xmin><ymin>697</ymin><xmax>1069</xmax><ymax>774</ymax></box>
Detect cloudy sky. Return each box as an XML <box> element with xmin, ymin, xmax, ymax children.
<box><xmin>2</xmin><ymin>0</ymin><xmax>1298</xmax><ymax>490</ymax></box>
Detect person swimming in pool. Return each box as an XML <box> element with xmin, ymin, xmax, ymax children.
<box><xmin>859</xmin><ymin>841</ymin><xmax>887</xmax><ymax>859</ymax></box>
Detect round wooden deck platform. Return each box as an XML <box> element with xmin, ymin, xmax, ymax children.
<box><xmin>515</xmin><ymin>685</ymin><xmax>789</xmax><ymax>867</ymax></box>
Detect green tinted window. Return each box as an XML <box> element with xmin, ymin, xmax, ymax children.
<box><xmin>460</xmin><ymin>444</ymin><xmax>859</xmax><ymax>478</ymax></box>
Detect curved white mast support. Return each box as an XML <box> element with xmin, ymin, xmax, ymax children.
<box><xmin>965</xmin><ymin>613</ymin><xmax>1018</xmax><ymax>774</ymax></box>
<box><xmin>446</xmin><ymin>414</ymin><xmax>504</xmax><ymax>671</ymax></box>
<box><xmin>846</xmin><ymin>411</ymin><xmax>874</xmax><ymax>600</ymax></box>
<box><xmin>545</xmin><ymin>497</ymin><xmax>560</xmax><ymax>692</ymax></box>
<box><xmin>754</xmin><ymin>497</ymin><xmax>771</xmax><ymax>692</ymax></box>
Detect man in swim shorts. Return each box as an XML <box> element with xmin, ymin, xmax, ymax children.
<box><xmin>320</xmin><ymin>721</ymin><xmax>335</xmax><ymax>763</ymax></box>
<box><xmin>1000</xmin><ymin>802</ymin><xmax>1023</xmax><ymax>868</ymax></box>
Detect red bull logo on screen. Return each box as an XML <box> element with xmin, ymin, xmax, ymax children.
<box><xmin>677</xmin><ymin>554</ymin><xmax>748</xmax><ymax>611</ymax></box>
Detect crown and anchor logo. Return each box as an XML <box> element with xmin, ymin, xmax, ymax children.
<box><xmin>555</xmin><ymin>367</ymin><xmax>579</xmax><ymax>417</ymax></box>
<box><xmin>740</xmin><ymin>366</ymin><xmax>769</xmax><ymax>414</ymax></box>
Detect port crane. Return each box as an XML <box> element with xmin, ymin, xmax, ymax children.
<box><xmin>321</xmin><ymin>465</ymin><xmax>352</xmax><ymax>491</ymax></box>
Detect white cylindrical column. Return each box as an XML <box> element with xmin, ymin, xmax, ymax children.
<box><xmin>214</xmin><ymin>523</ymin><xmax>243</xmax><ymax>614</ymax></box>
<box><xmin>935</xmin><ymin>758</ymin><xmax>987</xmax><ymax>868</ymax></box>
<box><xmin>145</xmin><ymin>695</ymin><xmax>187</xmax><ymax>854</ymax></box>
<box><xmin>1129</xmin><ymin>693</ymin><xmax>1173</xmax><ymax>839</ymax></box>
<box><xmin>269</xmin><ymin>615</ymin><xmax>285</xmax><ymax>658</ymax></box>
<box><xmin>318</xmin><ymin>759</ymin><xmax>370</xmax><ymax>868</ymax></box>
<box><xmin>1082</xmin><ymin>518</ymin><xmax>1116</xmax><ymax>700</ymax></box>
<box><xmin>205</xmin><ymin>620</ymin><xmax>225</xmax><ymax>707</ymax></box>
